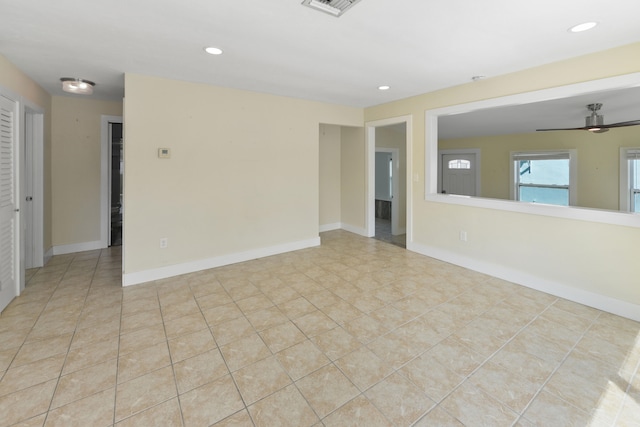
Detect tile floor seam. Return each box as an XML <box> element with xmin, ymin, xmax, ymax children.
<box><xmin>511</xmin><ymin>308</ymin><xmax>605</xmax><ymax>426</ymax></box>
<box><xmin>5</xmin><ymin>234</ymin><xmax>640</xmax><ymax>426</ymax></box>
<box><xmin>413</xmin><ymin>303</ymin><xmax>554</xmax><ymax>424</ymax></box>
<box><xmin>39</xmin><ymin>256</ymin><xmax>84</xmax><ymax>425</ymax></box>
<box><xmin>603</xmin><ymin>316</ymin><xmax>640</xmax><ymax>427</ymax></box>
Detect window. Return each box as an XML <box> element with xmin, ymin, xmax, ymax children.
<box><xmin>511</xmin><ymin>150</ymin><xmax>576</xmax><ymax>206</ymax></box>
<box><xmin>620</xmin><ymin>148</ymin><xmax>640</xmax><ymax>213</ymax></box>
<box><xmin>448</xmin><ymin>159</ymin><xmax>471</xmax><ymax>169</ymax></box>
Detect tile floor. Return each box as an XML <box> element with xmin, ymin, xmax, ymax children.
<box><xmin>374</xmin><ymin>218</ymin><xmax>406</xmax><ymax>248</ymax></box>
<box><xmin>1</xmin><ymin>230</ymin><xmax>639</xmax><ymax>426</ymax></box>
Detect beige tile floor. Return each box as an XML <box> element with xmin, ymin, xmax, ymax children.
<box><xmin>1</xmin><ymin>230</ymin><xmax>639</xmax><ymax>426</ymax></box>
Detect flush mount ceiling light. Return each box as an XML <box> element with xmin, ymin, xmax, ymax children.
<box><xmin>60</xmin><ymin>78</ymin><xmax>95</xmax><ymax>95</ymax></box>
<box><xmin>378</xmin><ymin>85</ymin><xmax>390</xmax><ymax>91</ymax></box>
<box><xmin>302</xmin><ymin>0</ymin><xmax>362</xmax><ymax>17</ymax></box>
<box><xmin>569</xmin><ymin>22</ymin><xmax>598</xmax><ymax>33</ymax></box>
<box><xmin>204</xmin><ymin>46</ymin><xmax>223</xmax><ymax>55</ymax></box>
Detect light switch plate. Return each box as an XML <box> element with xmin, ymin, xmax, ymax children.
<box><xmin>158</xmin><ymin>148</ymin><xmax>171</xmax><ymax>158</ymax></box>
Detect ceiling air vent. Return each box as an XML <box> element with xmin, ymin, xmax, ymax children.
<box><xmin>302</xmin><ymin>0</ymin><xmax>362</xmax><ymax>17</ymax></box>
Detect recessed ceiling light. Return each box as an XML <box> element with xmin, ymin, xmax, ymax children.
<box><xmin>569</xmin><ymin>22</ymin><xmax>598</xmax><ymax>33</ymax></box>
<box><xmin>204</xmin><ymin>47</ymin><xmax>223</xmax><ymax>55</ymax></box>
<box><xmin>378</xmin><ymin>85</ymin><xmax>390</xmax><ymax>91</ymax></box>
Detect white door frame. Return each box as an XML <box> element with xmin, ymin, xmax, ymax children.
<box><xmin>437</xmin><ymin>149</ymin><xmax>481</xmax><ymax>196</ymax></box>
<box><xmin>375</xmin><ymin>147</ymin><xmax>400</xmax><ymax>235</ymax></box>
<box><xmin>100</xmin><ymin>115</ymin><xmax>123</xmax><ymax>248</ymax></box>
<box><xmin>365</xmin><ymin>115</ymin><xmax>412</xmax><ymax>242</ymax></box>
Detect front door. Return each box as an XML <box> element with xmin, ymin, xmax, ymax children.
<box><xmin>0</xmin><ymin>95</ymin><xmax>19</xmax><ymax>312</ymax></box>
<box><xmin>441</xmin><ymin>152</ymin><xmax>477</xmax><ymax>196</ymax></box>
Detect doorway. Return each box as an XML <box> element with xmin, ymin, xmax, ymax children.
<box><xmin>100</xmin><ymin>115</ymin><xmax>123</xmax><ymax>248</ymax></box>
<box><xmin>110</xmin><ymin>123</ymin><xmax>123</xmax><ymax>246</ymax></box>
<box><xmin>374</xmin><ymin>148</ymin><xmax>403</xmax><ymax>246</ymax></box>
<box><xmin>22</xmin><ymin>107</ymin><xmax>44</xmax><ymax>270</ymax></box>
<box><xmin>366</xmin><ymin>116</ymin><xmax>412</xmax><ymax>248</ymax></box>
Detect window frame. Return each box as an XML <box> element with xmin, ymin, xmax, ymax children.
<box><xmin>509</xmin><ymin>149</ymin><xmax>577</xmax><ymax>206</ymax></box>
<box><xmin>619</xmin><ymin>148</ymin><xmax>640</xmax><ymax>213</ymax></box>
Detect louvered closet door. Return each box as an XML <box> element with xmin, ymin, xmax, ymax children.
<box><xmin>0</xmin><ymin>95</ymin><xmax>18</xmax><ymax>312</ymax></box>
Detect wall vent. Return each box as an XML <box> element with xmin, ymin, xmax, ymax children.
<box><xmin>302</xmin><ymin>0</ymin><xmax>362</xmax><ymax>17</ymax></box>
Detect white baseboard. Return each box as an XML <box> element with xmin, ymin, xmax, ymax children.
<box><xmin>319</xmin><ymin>223</ymin><xmax>341</xmax><ymax>232</ymax></box>
<box><xmin>340</xmin><ymin>223</ymin><xmax>369</xmax><ymax>237</ymax></box>
<box><xmin>123</xmin><ymin>237</ymin><xmax>321</xmax><ymax>287</ymax></box>
<box><xmin>409</xmin><ymin>242</ymin><xmax>640</xmax><ymax>322</ymax></box>
<box><xmin>52</xmin><ymin>240</ymin><xmax>105</xmax><ymax>256</ymax></box>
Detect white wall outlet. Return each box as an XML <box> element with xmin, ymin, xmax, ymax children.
<box><xmin>160</xmin><ymin>237</ymin><xmax>168</xmax><ymax>248</ymax></box>
<box><xmin>459</xmin><ymin>230</ymin><xmax>467</xmax><ymax>242</ymax></box>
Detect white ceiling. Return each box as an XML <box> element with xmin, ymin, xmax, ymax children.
<box><xmin>1</xmin><ymin>0</ymin><xmax>640</xmax><ymax>108</ymax></box>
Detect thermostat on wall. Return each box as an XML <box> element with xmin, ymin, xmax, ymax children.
<box><xmin>158</xmin><ymin>148</ymin><xmax>171</xmax><ymax>158</ymax></box>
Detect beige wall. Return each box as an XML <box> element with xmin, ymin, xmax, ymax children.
<box><xmin>340</xmin><ymin>126</ymin><xmax>366</xmax><ymax>232</ymax></box>
<box><xmin>440</xmin><ymin>126</ymin><xmax>640</xmax><ymax>210</ymax></box>
<box><xmin>365</xmin><ymin>42</ymin><xmax>640</xmax><ymax>306</ymax></box>
<box><xmin>51</xmin><ymin>97</ymin><xmax>122</xmax><ymax>246</ymax></box>
<box><xmin>123</xmin><ymin>74</ymin><xmax>362</xmax><ymax>274</ymax></box>
<box><xmin>0</xmin><ymin>54</ymin><xmax>53</xmax><ymax>251</ymax></box>
<box><xmin>319</xmin><ymin>124</ymin><xmax>341</xmax><ymax>227</ymax></box>
<box><xmin>376</xmin><ymin>126</ymin><xmax>407</xmax><ymax>231</ymax></box>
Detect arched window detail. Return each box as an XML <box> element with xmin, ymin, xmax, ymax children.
<box><xmin>448</xmin><ymin>159</ymin><xmax>471</xmax><ymax>169</ymax></box>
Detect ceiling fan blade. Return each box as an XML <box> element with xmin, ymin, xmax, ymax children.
<box><xmin>600</xmin><ymin>119</ymin><xmax>640</xmax><ymax>129</ymax></box>
<box><xmin>536</xmin><ymin>127</ymin><xmax>589</xmax><ymax>132</ymax></box>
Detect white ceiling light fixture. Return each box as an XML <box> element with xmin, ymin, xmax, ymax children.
<box><xmin>60</xmin><ymin>78</ymin><xmax>95</xmax><ymax>95</ymax></box>
<box><xmin>302</xmin><ymin>0</ymin><xmax>362</xmax><ymax>17</ymax></box>
<box><xmin>569</xmin><ymin>22</ymin><xmax>598</xmax><ymax>33</ymax></box>
<box><xmin>378</xmin><ymin>85</ymin><xmax>390</xmax><ymax>91</ymax></box>
<box><xmin>204</xmin><ymin>46</ymin><xmax>223</xmax><ymax>55</ymax></box>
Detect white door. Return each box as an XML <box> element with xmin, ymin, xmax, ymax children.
<box><xmin>0</xmin><ymin>95</ymin><xmax>19</xmax><ymax>312</ymax></box>
<box><xmin>23</xmin><ymin>112</ymin><xmax>34</xmax><ymax>268</ymax></box>
<box><xmin>441</xmin><ymin>152</ymin><xmax>477</xmax><ymax>196</ymax></box>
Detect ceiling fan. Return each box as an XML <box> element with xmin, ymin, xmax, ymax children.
<box><xmin>536</xmin><ymin>103</ymin><xmax>640</xmax><ymax>134</ymax></box>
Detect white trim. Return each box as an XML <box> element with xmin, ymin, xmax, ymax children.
<box><xmin>100</xmin><ymin>115</ymin><xmax>123</xmax><ymax>248</ymax></box>
<box><xmin>438</xmin><ymin>149</ymin><xmax>481</xmax><ymax>196</ymax></box>
<box><xmin>53</xmin><ymin>240</ymin><xmax>104</xmax><ymax>256</ymax></box>
<box><xmin>123</xmin><ymin>237</ymin><xmax>321</xmax><ymax>286</ymax></box>
<box><xmin>410</xmin><ymin>241</ymin><xmax>640</xmax><ymax>322</ymax></box>
<box><xmin>339</xmin><ymin>223</ymin><xmax>368</xmax><ymax>236</ymax></box>
<box><xmin>319</xmin><ymin>222</ymin><xmax>341</xmax><ymax>232</ymax></box>
<box><xmin>425</xmin><ymin>72</ymin><xmax>640</xmax><ymax>228</ymax></box>
<box><xmin>365</xmin><ymin>115</ymin><xmax>413</xmax><ymax>242</ymax></box>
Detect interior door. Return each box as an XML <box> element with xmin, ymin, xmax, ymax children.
<box><xmin>441</xmin><ymin>152</ymin><xmax>477</xmax><ymax>196</ymax></box>
<box><xmin>0</xmin><ymin>95</ymin><xmax>19</xmax><ymax>312</ymax></box>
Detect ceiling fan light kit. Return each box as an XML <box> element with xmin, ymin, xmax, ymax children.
<box><xmin>60</xmin><ymin>77</ymin><xmax>95</xmax><ymax>95</ymax></box>
<box><xmin>536</xmin><ymin>103</ymin><xmax>640</xmax><ymax>133</ymax></box>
